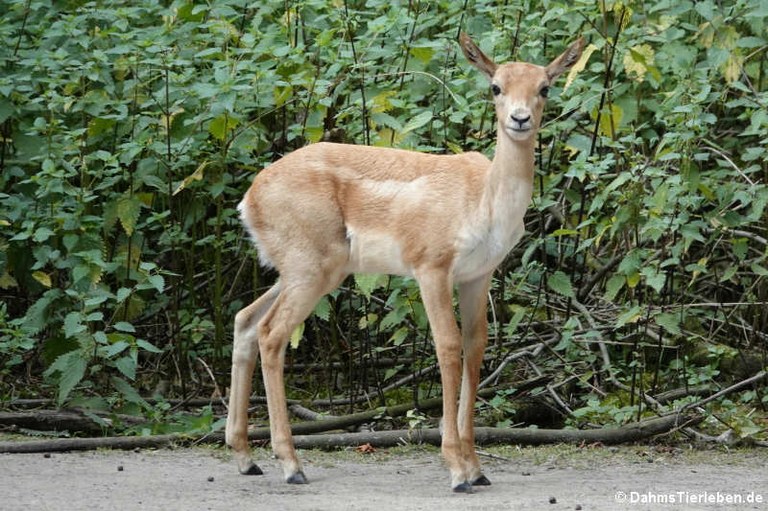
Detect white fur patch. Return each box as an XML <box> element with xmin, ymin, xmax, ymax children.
<box><xmin>238</xmin><ymin>199</ymin><xmax>275</xmax><ymax>269</ymax></box>
<box><xmin>453</xmin><ymin>181</ymin><xmax>532</xmax><ymax>282</ymax></box>
<box><xmin>345</xmin><ymin>226</ymin><xmax>411</xmax><ymax>276</ymax></box>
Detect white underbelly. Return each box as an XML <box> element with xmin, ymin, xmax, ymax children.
<box><xmin>345</xmin><ymin>227</ymin><xmax>412</xmax><ymax>276</ymax></box>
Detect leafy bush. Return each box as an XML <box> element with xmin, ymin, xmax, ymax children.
<box><xmin>0</xmin><ymin>0</ymin><xmax>765</xmax><ymax>438</ymax></box>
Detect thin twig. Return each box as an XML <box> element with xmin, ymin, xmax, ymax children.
<box><xmin>681</xmin><ymin>371</ymin><xmax>768</xmax><ymax>412</ymax></box>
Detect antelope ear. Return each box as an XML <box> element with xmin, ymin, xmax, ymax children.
<box><xmin>546</xmin><ymin>37</ymin><xmax>585</xmax><ymax>81</ymax></box>
<box><xmin>459</xmin><ymin>32</ymin><xmax>498</xmax><ymax>81</ymax></box>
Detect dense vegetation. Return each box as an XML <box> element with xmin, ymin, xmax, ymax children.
<box><xmin>1</xmin><ymin>0</ymin><xmax>766</xmax><ymax>441</ymax></box>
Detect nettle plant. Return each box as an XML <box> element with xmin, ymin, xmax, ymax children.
<box><xmin>0</xmin><ymin>0</ymin><xmax>764</xmax><ymax>439</ymax></box>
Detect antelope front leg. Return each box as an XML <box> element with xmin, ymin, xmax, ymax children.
<box><xmin>417</xmin><ymin>269</ymin><xmax>471</xmax><ymax>493</ymax></box>
<box><xmin>458</xmin><ymin>274</ymin><xmax>493</xmax><ymax>486</ymax></box>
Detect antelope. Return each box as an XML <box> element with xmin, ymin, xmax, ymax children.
<box><xmin>226</xmin><ymin>32</ymin><xmax>584</xmax><ymax>493</ymax></box>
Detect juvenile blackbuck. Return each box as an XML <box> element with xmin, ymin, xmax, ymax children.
<box><xmin>226</xmin><ymin>33</ymin><xmax>584</xmax><ymax>492</ymax></box>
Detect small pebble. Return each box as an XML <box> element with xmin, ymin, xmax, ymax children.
<box><xmin>549</xmin><ymin>496</ymin><xmax>557</xmax><ymax>504</ymax></box>
<box><xmin>43</xmin><ymin>453</ymin><xmax>51</xmax><ymax>459</ymax></box>
<box><xmin>207</xmin><ymin>476</ymin><xmax>214</xmax><ymax>482</ymax></box>
<box><xmin>575</xmin><ymin>505</ymin><xmax>582</xmax><ymax>510</ymax></box>
<box><xmin>117</xmin><ymin>465</ymin><xmax>124</xmax><ymax>472</ymax></box>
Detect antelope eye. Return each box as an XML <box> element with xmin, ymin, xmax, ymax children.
<box><xmin>540</xmin><ymin>85</ymin><xmax>550</xmax><ymax>98</ymax></box>
<box><xmin>491</xmin><ymin>84</ymin><xmax>501</xmax><ymax>96</ymax></box>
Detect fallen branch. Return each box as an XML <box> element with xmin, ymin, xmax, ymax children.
<box><xmin>653</xmin><ymin>386</ymin><xmax>713</xmax><ymax>404</ymax></box>
<box><xmin>682</xmin><ymin>370</ymin><xmax>767</xmax><ymax>411</ymax></box>
<box><xmin>292</xmin><ymin>412</ymin><xmax>702</xmax><ymax>449</ymax></box>
<box><xmin>0</xmin><ymin>377</ymin><xmax>549</xmax><ymax>444</ymax></box>
<box><xmin>6</xmin><ymin>396</ymin><xmax>301</xmax><ymax>410</ymax></box>
<box><xmin>0</xmin><ymin>411</ymin><xmax>700</xmax><ymax>454</ymax></box>
<box><xmin>289</xmin><ymin>404</ymin><xmax>338</xmax><ymax>421</ymax></box>
<box><xmin>0</xmin><ymin>434</ymin><xmax>180</xmax><ymax>453</ymax></box>
<box><xmin>0</xmin><ymin>410</ymin><xmax>144</xmax><ymax>434</ymax></box>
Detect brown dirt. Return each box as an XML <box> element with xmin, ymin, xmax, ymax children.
<box><xmin>1</xmin><ymin>444</ymin><xmax>766</xmax><ymax>510</ymax></box>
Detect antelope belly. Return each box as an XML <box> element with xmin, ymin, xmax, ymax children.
<box><xmin>345</xmin><ymin>227</ymin><xmax>411</xmax><ymax>276</ymax></box>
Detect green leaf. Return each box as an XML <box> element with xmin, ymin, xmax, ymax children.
<box><xmin>547</xmin><ymin>271</ymin><xmax>575</xmax><ymax>298</ymax></box>
<box><xmin>113</xmin><ymin>321</ymin><xmax>136</xmax><ymax>333</ymax></box>
<box><xmin>290</xmin><ymin>322</ymin><xmax>305</xmax><ymax>349</ymax></box>
<box><xmin>616</xmin><ymin>305</ymin><xmax>644</xmax><ymax>328</ymax></box>
<box><xmin>655</xmin><ymin>312</ymin><xmax>681</xmax><ymax>336</ymax></box>
<box><xmin>45</xmin><ymin>350</ymin><xmax>87</xmax><ymax>405</ymax></box>
<box><xmin>72</xmin><ymin>264</ymin><xmax>91</xmax><ymax>284</ymax></box>
<box><xmin>115</xmin><ymin>353</ymin><xmax>137</xmax><ymax>380</ymax></box>
<box><xmin>104</xmin><ymin>340</ymin><xmax>130</xmax><ymax>358</ymax></box>
<box><xmin>694</xmin><ymin>1</ymin><xmax>714</xmax><ymax>21</ymax></box>
<box><xmin>24</xmin><ymin>290</ymin><xmax>63</xmax><ymax>333</ymax></box>
<box><xmin>409</xmin><ymin>45</ymin><xmax>435</xmax><ymax>64</ymax></box>
<box><xmin>504</xmin><ymin>306</ymin><xmax>527</xmax><ymax>336</ymax></box>
<box><xmin>208</xmin><ymin>114</ymin><xmax>238</xmax><ymax>141</ymax></box>
<box><xmin>355</xmin><ymin>274</ymin><xmax>385</xmax><ymax>300</ymax></box>
<box><xmin>604</xmin><ymin>274</ymin><xmax>625</xmax><ymax>302</ymax></box>
<box><xmin>64</xmin><ymin>312</ymin><xmax>86</xmax><ymax>338</ymax></box>
<box><xmin>33</xmin><ymin>227</ymin><xmax>55</xmax><ymax>243</ymax></box>
<box><xmin>641</xmin><ymin>267</ymin><xmax>666</xmax><ymax>293</ymax></box>
<box><xmin>313</xmin><ymin>296</ymin><xmax>331</xmax><ymax>321</ymax></box>
<box><xmin>116</xmin><ymin>287</ymin><xmax>132</xmax><ymax>303</ymax></box>
<box><xmin>618</xmin><ymin>250</ymin><xmax>642</xmax><ymax>275</ymax></box>
<box><xmin>116</xmin><ymin>195</ymin><xmax>142</xmax><ymax>236</ymax></box>
<box><xmin>136</xmin><ymin>339</ymin><xmax>163</xmax><ymax>353</ymax></box>
<box><xmin>358</xmin><ymin>312</ymin><xmax>378</xmax><ymax>329</ymax></box>
<box><xmin>389</xmin><ymin>327</ymin><xmax>409</xmax><ymax>346</ymax></box>
<box><xmin>110</xmin><ymin>375</ymin><xmax>148</xmax><ymax>407</ymax></box>
<box><xmin>147</xmin><ymin>274</ymin><xmax>165</xmax><ymax>293</ymax></box>
<box><xmin>380</xmin><ymin>307</ymin><xmax>408</xmax><ymax>330</ymax></box>
<box><xmin>32</xmin><ymin>271</ymin><xmax>52</xmax><ymax>288</ymax></box>
<box><xmin>401</xmin><ymin>110</ymin><xmax>433</xmax><ymax>134</ymax></box>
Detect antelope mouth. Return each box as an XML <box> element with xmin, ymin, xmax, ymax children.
<box><xmin>505</xmin><ymin>124</ymin><xmax>533</xmax><ymax>138</ymax></box>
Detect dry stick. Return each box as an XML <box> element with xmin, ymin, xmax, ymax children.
<box><xmin>0</xmin><ymin>412</ymin><xmax>701</xmax><ymax>454</ymax></box>
<box><xmin>653</xmin><ymin>385</ymin><xmax>713</xmax><ymax>405</ymax></box>
<box><xmin>573</xmin><ymin>296</ymin><xmax>767</xmax><ymax>443</ymax></box>
<box><xmin>681</xmin><ymin>370</ymin><xmax>767</xmax><ymax>412</ymax></box>
<box><xmin>525</xmin><ymin>358</ymin><xmax>575</xmax><ymax>417</ymax></box>
<box><xmin>7</xmin><ymin>395</ymin><xmax>301</xmax><ymax>411</ymax></box>
<box><xmin>289</xmin><ymin>404</ymin><xmax>337</xmax><ymax>422</ymax></box>
<box><xmin>310</xmin><ymin>363</ymin><xmax>440</xmax><ymax>407</ymax></box>
<box><xmin>0</xmin><ymin>379</ymin><xmax>548</xmax><ymax>453</ymax></box>
<box><xmin>0</xmin><ymin>410</ymin><xmax>142</xmax><ymax>434</ymax></box>
<box><xmin>478</xmin><ymin>337</ymin><xmax>556</xmax><ymax>389</ymax></box>
<box><xmin>196</xmin><ymin>358</ymin><xmax>227</xmax><ymax>410</ymax></box>
<box><xmin>291</xmin><ymin>413</ymin><xmax>702</xmax><ymax>450</ymax></box>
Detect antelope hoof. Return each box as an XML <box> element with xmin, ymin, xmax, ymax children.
<box><xmin>286</xmin><ymin>471</ymin><xmax>308</xmax><ymax>485</ymax></box>
<box><xmin>471</xmin><ymin>474</ymin><xmax>492</xmax><ymax>486</ymax></box>
<box><xmin>452</xmin><ymin>481</ymin><xmax>473</xmax><ymax>493</ymax></box>
<box><xmin>239</xmin><ymin>462</ymin><xmax>264</xmax><ymax>476</ymax></box>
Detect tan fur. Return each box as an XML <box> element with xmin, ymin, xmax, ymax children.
<box><xmin>226</xmin><ymin>33</ymin><xmax>584</xmax><ymax>491</ymax></box>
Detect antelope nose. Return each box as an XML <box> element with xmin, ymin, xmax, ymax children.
<box><xmin>511</xmin><ymin>113</ymin><xmax>531</xmax><ymax>125</ymax></box>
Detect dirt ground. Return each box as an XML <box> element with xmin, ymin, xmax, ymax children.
<box><xmin>1</xmin><ymin>443</ymin><xmax>766</xmax><ymax>511</ymax></box>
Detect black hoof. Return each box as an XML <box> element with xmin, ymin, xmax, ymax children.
<box><xmin>240</xmin><ymin>463</ymin><xmax>264</xmax><ymax>476</ymax></box>
<box><xmin>452</xmin><ymin>481</ymin><xmax>473</xmax><ymax>493</ymax></box>
<box><xmin>286</xmin><ymin>471</ymin><xmax>308</xmax><ymax>484</ymax></box>
<box><xmin>472</xmin><ymin>474</ymin><xmax>492</xmax><ymax>486</ymax></box>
